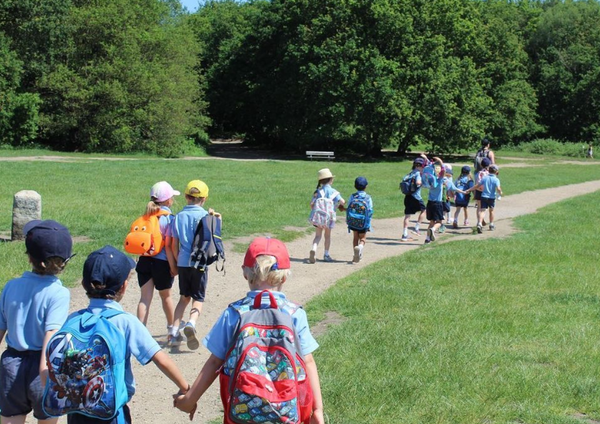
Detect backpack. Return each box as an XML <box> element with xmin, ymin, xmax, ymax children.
<box><xmin>454</xmin><ymin>176</ymin><xmax>473</xmax><ymax>205</ymax></box>
<box><xmin>219</xmin><ymin>291</ymin><xmax>314</xmax><ymax>424</ymax></box>
<box><xmin>399</xmin><ymin>172</ymin><xmax>417</xmax><ymax>195</ymax></box>
<box><xmin>190</xmin><ymin>214</ymin><xmax>225</xmax><ymax>273</ymax></box>
<box><xmin>42</xmin><ymin>309</ymin><xmax>128</xmax><ymax>420</ymax></box>
<box><xmin>474</xmin><ymin>149</ymin><xmax>489</xmax><ymax>172</ymax></box>
<box><xmin>346</xmin><ymin>192</ymin><xmax>372</xmax><ymax>231</ymax></box>
<box><xmin>124</xmin><ymin>210</ymin><xmax>170</xmax><ymax>256</ymax></box>
<box><xmin>308</xmin><ymin>189</ymin><xmax>337</xmax><ymax>228</ymax></box>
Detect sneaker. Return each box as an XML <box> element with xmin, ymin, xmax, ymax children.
<box><xmin>323</xmin><ymin>254</ymin><xmax>333</xmax><ymax>263</ymax></box>
<box><xmin>401</xmin><ymin>235</ymin><xmax>410</xmax><ymax>242</ymax></box>
<box><xmin>309</xmin><ymin>250</ymin><xmax>316</xmax><ymax>264</ymax></box>
<box><xmin>353</xmin><ymin>246</ymin><xmax>360</xmax><ymax>263</ymax></box>
<box><xmin>452</xmin><ymin>221</ymin><xmax>458</xmax><ymax>229</ymax></box>
<box><xmin>412</xmin><ymin>229</ymin><xmax>421</xmax><ymax>237</ymax></box>
<box><xmin>477</xmin><ymin>224</ymin><xmax>483</xmax><ymax>234</ymax></box>
<box><xmin>428</xmin><ymin>228</ymin><xmax>436</xmax><ymax>242</ymax></box>
<box><xmin>464</xmin><ymin>220</ymin><xmax>469</xmax><ymax>226</ymax></box>
<box><xmin>489</xmin><ymin>223</ymin><xmax>496</xmax><ymax>231</ymax></box>
<box><xmin>183</xmin><ymin>322</ymin><xmax>200</xmax><ymax>350</ymax></box>
<box><xmin>424</xmin><ymin>238</ymin><xmax>431</xmax><ymax>244</ymax></box>
<box><xmin>167</xmin><ymin>333</ymin><xmax>183</xmax><ymax>348</ymax></box>
<box><xmin>439</xmin><ymin>225</ymin><xmax>446</xmax><ymax>234</ymax></box>
<box><xmin>482</xmin><ymin>219</ymin><xmax>487</xmax><ymax>226</ymax></box>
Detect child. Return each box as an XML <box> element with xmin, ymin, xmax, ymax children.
<box><xmin>173</xmin><ymin>237</ymin><xmax>325</xmax><ymax>424</ymax></box>
<box><xmin>170</xmin><ymin>180</ymin><xmax>220</xmax><ymax>350</ymax></box>
<box><xmin>423</xmin><ymin>157</ymin><xmax>447</xmax><ymax>244</ymax></box>
<box><xmin>439</xmin><ymin>164</ymin><xmax>467</xmax><ymax>234</ymax></box>
<box><xmin>473</xmin><ymin>157</ymin><xmax>491</xmax><ymax>226</ymax></box>
<box><xmin>135</xmin><ymin>181</ymin><xmax>179</xmax><ymax>338</ymax></box>
<box><xmin>0</xmin><ymin>220</ymin><xmax>73</xmax><ymax>424</ymax></box>
<box><xmin>470</xmin><ymin>165</ymin><xmax>503</xmax><ymax>233</ymax></box>
<box><xmin>309</xmin><ymin>168</ymin><xmax>345</xmax><ymax>263</ymax></box>
<box><xmin>452</xmin><ymin>166</ymin><xmax>474</xmax><ymax>228</ymax></box>
<box><xmin>346</xmin><ymin>176</ymin><xmax>373</xmax><ymax>263</ymax></box>
<box><xmin>66</xmin><ymin>245</ymin><xmax>189</xmax><ymax>423</ymax></box>
<box><xmin>401</xmin><ymin>157</ymin><xmax>427</xmax><ymax>241</ymax></box>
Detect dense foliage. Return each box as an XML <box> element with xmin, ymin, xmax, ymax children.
<box><xmin>1</xmin><ymin>0</ymin><xmax>599</xmax><ymax>155</ymax></box>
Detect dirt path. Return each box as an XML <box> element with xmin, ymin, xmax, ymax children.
<box><xmin>43</xmin><ymin>178</ymin><xmax>598</xmax><ymax>424</ymax></box>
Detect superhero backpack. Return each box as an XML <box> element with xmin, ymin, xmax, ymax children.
<box><xmin>346</xmin><ymin>192</ymin><xmax>372</xmax><ymax>231</ymax></box>
<box><xmin>124</xmin><ymin>209</ymin><xmax>170</xmax><ymax>256</ymax></box>
<box><xmin>190</xmin><ymin>214</ymin><xmax>225</xmax><ymax>273</ymax></box>
<box><xmin>42</xmin><ymin>309</ymin><xmax>128</xmax><ymax>421</ymax></box>
<box><xmin>220</xmin><ymin>291</ymin><xmax>314</xmax><ymax>424</ymax></box>
<box><xmin>308</xmin><ymin>189</ymin><xmax>337</xmax><ymax>228</ymax></box>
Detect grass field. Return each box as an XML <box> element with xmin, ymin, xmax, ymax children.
<box><xmin>309</xmin><ymin>191</ymin><xmax>600</xmax><ymax>423</ymax></box>
<box><xmin>0</xmin><ymin>154</ymin><xmax>598</xmax><ymax>286</ymax></box>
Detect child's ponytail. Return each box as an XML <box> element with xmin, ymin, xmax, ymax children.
<box><xmin>145</xmin><ymin>200</ymin><xmax>162</xmax><ymax>217</ymax></box>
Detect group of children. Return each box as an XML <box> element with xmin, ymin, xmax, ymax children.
<box><xmin>0</xmin><ymin>182</ymin><xmax>325</xmax><ymax>423</ymax></box>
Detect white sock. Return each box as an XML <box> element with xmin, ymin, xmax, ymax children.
<box><xmin>324</xmin><ymin>250</ymin><xmax>330</xmax><ymax>256</ymax></box>
<box><xmin>311</xmin><ymin>243</ymin><xmax>318</xmax><ymax>252</ymax></box>
<box><xmin>415</xmin><ymin>223</ymin><xmax>420</xmax><ymax>231</ymax></box>
<box><xmin>358</xmin><ymin>244</ymin><xmax>364</xmax><ymax>253</ymax></box>
<box><xmin>403</xmin><ymin>229</ymin><xmax>408</xmax><ymax>237</ymax></box>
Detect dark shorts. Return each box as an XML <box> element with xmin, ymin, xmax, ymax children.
<box><xmin>178</xmin><ymin>267</ymin><xmax>208</xmax><ymax>301</ymax></box>
<box><xmin>67</xmin><ymin>405</ymin><xmax>132</xmax><ymax>424</ymax></box>
<box><xmin>474</xmin><ymin>190</ymin><xmax>482</xmax><ymax>201</ymax></box>
<box><xmin>0</xmin><ymin>348</ymin><xmax>49</xmax><ymax>419</ymax></box>
<box><xmin>442</xmin><ymin>201</ymin><xmax>451</xmax><ymax>213</ymax></box>
<box><xmin>455</xmin><ymin>201</ymin><xmax>469</xmax><ymax>208</ymax></box>
<box><xmin>136</xmin><ymin>256</ymin><xmax>174</xmax><ymax>291</ymax></box>
<box><xmin>426</xmin><ymin>201</ymin><xmax>444</xmax><ymax>222</ymax></box>
<box><xmin>480</xmin><ymin>197</ymin><xmax>496</xmax><ymax>210</ymax></box>
<box><xmin>404</xmin><ymin>195</ymin><xmax>426</xmax><ymax>215</ymax></box>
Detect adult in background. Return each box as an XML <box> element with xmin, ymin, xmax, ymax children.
<box><xmin>474</xmin><ymin>138</ymin><xmax>496</xmax><ymax>174</ymax></box>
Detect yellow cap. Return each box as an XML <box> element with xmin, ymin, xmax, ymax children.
<box><xmin>184</xmin><ymin>180</ymin><xmax>209</xmax><ymax>198</ymax></box>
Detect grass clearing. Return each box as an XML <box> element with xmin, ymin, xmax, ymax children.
<box><xmin>0</xmin><ymin>154</ymin><xmax>598</xmax><ymax>287</ymax></box>
<box><xmin>308</xmin><ymin>191</ymin><xmax>600</xmax><ymax>424</ymax></box>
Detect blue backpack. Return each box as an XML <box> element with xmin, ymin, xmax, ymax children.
<box><xmin>454</xmin><ymin>176</ymin><xmax>473</xmax><ymax>205</ymax></box>
<box><xmin>190</xmin><ymin>214</ymin><xmax>225</xmax><ymax>273</ymax></box>
<box><xmin>42</xmin><ymin>309</ymin><xmax>128</xmax><ymax>421</ymax></box>
<box><xmin>346</xmin><ymin>192</ymin><xmax>372</xmax><ymax>231</ymax></box>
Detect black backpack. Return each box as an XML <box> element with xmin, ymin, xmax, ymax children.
<box><xmin>190</xmin><ymin>214</ymin><xmax>225</xmax><ymax>273</ymax></box>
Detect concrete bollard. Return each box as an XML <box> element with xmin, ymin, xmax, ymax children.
<box><xmin>12</xmin><ymin>190</ymin><xmax>42</xmax><ymax>241</ymax></box>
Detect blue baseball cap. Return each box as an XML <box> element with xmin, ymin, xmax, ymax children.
<box><xmin>481</xmin><ymin>158</ymin><xmax>491</xmax><ymax>168</ymax></box>
<box><xmin>83</xmin><ymin>245</ymin><xmax>136</xmax><ymax>296</ymax></box>
<box><xmin>461</xmin><ymin>165</ymin><xmax>471</xmax><ymax>174</ymax></box>
<box><xmin>24</xmin><ymin>220</ymin><xmax>73</xmax><ymax>262</ymax></box>
<box><xmin>355</xmin><ymin>176</ymin><xmax>368</xmax><ymax>190</ymax></box>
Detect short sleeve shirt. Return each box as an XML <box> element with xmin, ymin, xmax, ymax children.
<box><xmin>480</xmin><ymin>174</ymin><xmax>501</xmax><ymax>199</ymax></box>
<box><xmin>171</xmin><ymin>204</ymin><xmax>208</xmax><ymax>267</ymax></box>
<box><xmin>408</xmin><ymin>169</ymin><xmax>424</xmax><ymax>201</ymax></box>
<box><xmin>70</xmin><ymin>299</ymin><xmax>161</xmax><ymax>399</ymax></box>
<box><xmin>348</xmin><ymin>191</ymin><xmax>374</xmax><ymax>217</ymax></box>
<box><xmin>154</xmin><ymin>206</ymin><xmax>174</xmax><ymax>262</ymax></box>
<box><xmin>0</xmin><ymin>271</ymin><xmax>70</xmax><ymax>351</ymax></box>
<box><xmin>316</xmin><ymin>184</ymin><xmax>343</xmax><ymax>206</ymax></box>
<box><xmin>203</xmin><ymin>291</ymin><xmax>319</xmax><ymax>360</ymax></box>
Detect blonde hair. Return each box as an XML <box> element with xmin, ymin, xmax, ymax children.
<box><xmin>30</xmin><ymin>256</ymin><xmax>67</xmax><ymax>275</ymax></box>
<box><xmin>185</xmin><ymin>188</ymin><xmax>205</xmax><ymax>205</ymax></box>
<box><xmin>243</xmin><ymin>255</ymin><xmax>290</xmax><ymax>288</ymax></box>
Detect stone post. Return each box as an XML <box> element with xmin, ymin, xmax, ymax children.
<box><xmin>12</xmin><ymin>190</ymin><xmax>42</xmax><ymax>240</ymax></box>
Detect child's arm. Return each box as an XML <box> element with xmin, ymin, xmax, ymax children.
<box><xmin>171</xmin><ymin>236</ymin><xmax>180</xmax><ymax>270</ymax></box>
<box><xmin>496</xmin><ymin>184</ymin><xmax>503</xmax><ymax>197</ymax></box>
<box><xmin>165</xmin><ymin>236</ymin><xmax>178</xmax><ymax>277</ymax></box>
<box><xmin>152</xmin><ymin>350</ymin><xmax>188</xmax><ymax>393</ymax></box>
<box><xmin>304</xmin><ymin>353</ymin><xmax>325</xmax><ymax>424</ymax></box>
<box><xmin>174</xmin><ymin>353</ymin><xmax>224</xmax><ymax>417</ymax></box>
<box><xmin>40</xmin><ymin>329</ymin><xmax>58</xmax><ymax>387</ymax></box>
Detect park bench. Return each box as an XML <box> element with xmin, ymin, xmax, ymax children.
<box><xmin>306</xmin><ymin>150</ymin><xmax>335</xmax><ymax>160</ymax></box>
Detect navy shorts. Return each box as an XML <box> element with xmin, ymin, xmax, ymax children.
<box><xmin>404</xmin><ymin>195</ymin><xmax>426</xmax><ymax>215</ymax></box>
<box><xmin>426</xmin><ymin>201</ymin><xmax>444</xmax><ymax>222</ymax></box>
<box><xmin>136</xmin><ymin>256</ymin><xmax>174</xmax><ymax>291</ymax></box>
<box><xmin>474</xmin><ymin>190</ymin><xmax>482</xmax><ymax>201</ymax></box>
<box><xmin>480</xmin><ymin>197</ymin><xmax>496</xmax><ymax>210</ymax></box>
<box><xmin>0</xmin><ymin>348</ymin><xmax>49</xmax><ymax>419</ymax></box>
<box><xmin>178</xmin><ymin>267</ymin><xmax>208</xmax><ymax>301</ymax></box>
<box><xmin>67</xmin><ymin>405</ymin><xmax>132</xmax><ymax>424</ymax></box>
<box><xmin>442</xmin><ymin>201</ymin><xmax>451</xmax><ymax>213</ymax></box>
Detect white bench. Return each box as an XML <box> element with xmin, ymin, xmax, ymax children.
<box><xmin>306</xmin><ymin>150</ymin><xmax>335</xmax><ymax>160</ymax></box>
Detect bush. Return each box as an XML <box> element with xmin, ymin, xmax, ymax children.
<box><xmin>509</xmin><ymin>138</ymin><xmax>589</xmax><ymax>158</ymax></box>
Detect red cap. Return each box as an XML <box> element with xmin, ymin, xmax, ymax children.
<box><xmin>243</xmin><ymin>237</ymin><xmax>291</xmax><ymax>270</ymax></box>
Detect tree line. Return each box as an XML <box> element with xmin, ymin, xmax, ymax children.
<box><xmin>1</xmin><ymin>0</ymin><xmax>599</xmax><ymax>156</ymax></box>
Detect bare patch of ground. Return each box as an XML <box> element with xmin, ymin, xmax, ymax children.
<box><xmin>310</xmin><ymin>311</ymin><xmax>347</xmax><ymax>337</ymax></box>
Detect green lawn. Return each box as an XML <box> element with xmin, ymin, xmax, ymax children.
<box><xmin>309</xmin><ymin>191</ymin><xmax>600</xmax><ymax>424</ymax></box>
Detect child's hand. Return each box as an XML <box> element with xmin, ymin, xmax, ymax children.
<box><xmin>170</xmin><ymin>265</ymin><xmax>178</xmax><ymax>277</ymax></box>
<box><xmin>173</xmin><ymin>393</ymin><xmax>197</xmax><ymax>420</ymax></box>
<box><xmin>310</xmin><ymin>408</ymin><xmax>325</xmax><ymax>424</ymax></box>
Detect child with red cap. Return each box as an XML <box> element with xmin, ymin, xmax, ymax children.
<box><xmin>174</xmin><ymin>237</ymin><xmax>325</xmax><ymax>424</ymax></box>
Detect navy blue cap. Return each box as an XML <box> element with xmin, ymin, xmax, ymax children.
<box><xmin>481</xmin><ymin>158</ymin><xmax>491</xmax><ymax>168</ymax></box>
<box><xmin>83</xmin><ymin>245</ymin><xmax>136</xmax><ymax>295</ymax></box>
<box><xmin>413</xmin><ymin>157</ymin><xmax>426</xmax><ymax>166</ymax></box>
<box><xmin>461</xmin><ymin>165</ymin><xmax>471</xmax><ymax>174</ymax></box>
<box><xmin>355</xmin><ymin>176</ymin><xmax>368</xmax><ymax>190</ymax></box>
<box><xmin>25</xmin><ymin>220</ymin><xmax>73</xmax><ymax>262</ymax></box>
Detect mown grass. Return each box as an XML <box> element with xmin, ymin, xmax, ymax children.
<box><xmin>308</xmin><ymin>191</ymin><xmax>600</xmax><ymax>424</ymax></box>
<box><xmin>0</xmin><ymin>154</ymin><xmax>598</xmax><ymax>287</ymax></box>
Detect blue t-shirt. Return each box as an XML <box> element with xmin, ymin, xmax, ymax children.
<box><xmin>480</xmin><ymin>174</ymin><xmax>501</xmax><ymax>199</ymax></box>
<box><xmin>70</xmin><ymin>299</ymin><xmax>161</xmax><ymax>400</ymax></box>
<box><xmin>172</xmin><ymin>204</ymin><xmax>208</xmax><ymax>267</ymax></box>
<box><xmin>312</xmin><ymin>184</ymin><xmax>342</xmax><ymax>206</ymax></box>
<box><xmin>407</xmin><ymin>169</ymin><xmax>424</xmax><ymax>201</ymax></box>
<box><xmin>204</xmin><ymin>290</ymin><xmax>319</xmax><ymax>360</ymax></box>
<box><xmin>455</xmin><ymin>176</ymin><xmax>474</xmax><ymax>191</ymax></box>
<box><xmin>0</xmin><ymin>271</ymin><xmax>70</xmax><ymax>351</ymax></box>
<box><xmin>154</xmin><ymin>206</ymin><xmax>174</xmax><ymax>262</ymax></box>
<box><xmin>425</xmin><ymin>173</ymin><xmax>445</xmax><ymax>202</ymax></box>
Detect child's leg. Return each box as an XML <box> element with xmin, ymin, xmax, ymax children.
<box><xmin>311</xmin><ymin>227</ymin><xmax>323</xmax><ymax>252</ymax></box>
<box><xmin>402</xmin><ymin>215</ymin><xmax>410</xmax><ymax>236</ymax></box>
<box><xmin>158</xmin><ymin>288</ymin><xmax>175</xmax><ymax>328</ymax></box>
<box><xmin>136</xmin><ymin>280</ymin><xmax>155</xmax><ymax>325</ymax></box>
<box><xmin>352</xmin><ymin>230</ymin><xmax>359</xmax><ymax>248</ymax></box>
<box><xmin>1</xmin><ymin>415</ymin><xmax>27</xmax><ymax>424</ymax></box>
<box><xmin>323</xmin><ymin>227</ymin><xmax>332</xmax><ymax>258</ymax></box>
<box><xmin>171</xmin><ymin>295</ymin><xmax>191</xmax><ymax>336</ymax></box>
<box><xmin>38</xmin><ymin>419</ymin><xmax>58</xmax><ymax>424</ymax></box>
<box><xmin>416</xmin><ymin>210</ymin><xmax>425</xmax><ymax>232</ymax></box>
<box><xmin>453</xmin><ymin>208</ymin><xmax>461</xmax><ymax>223</ymax></box>
<box><xmin>488</xmin><ymin>207</ymin><xmax>495</xmax><ymax>224</ymax></box>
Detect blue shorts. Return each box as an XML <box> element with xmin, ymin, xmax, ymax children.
<box><xmin>136</xmin><ymin>256</ymin><xmax>174</xmax><ymax>291</ymax></box>
<box><xmin>178</xmin><ymin>267</ymin><xmax>208</xmax><ymax>301</ymax></box>
<box><xmin>0</xmin><ymin>348</ymin><xmax>49</xmax><ymax>419</ymax></box>
<box><xmin>481</xmin><ymin>197</ymin><xmax>496</xmax><ymax>210</ymax></box>
<box><xmin>426</xmin><ymin>201</ymin><xmax>444</xmax><ymax>222</ymax></box>
<box><xmin>67</xmin><ymin>405</ymin><xmax>132</xmax><ymax>424</ymax></box>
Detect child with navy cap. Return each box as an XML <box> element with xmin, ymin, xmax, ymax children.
<box><xmin>0</xmin><ymin>220</ymin><xmax>73</xmax><ymax>424</ymax></box>
<box><xmin>66</xmin><ymin>245</ymin><xmax>189</xmax><ymax>424</ymax></box>
<box><xmin>346</xmin><ymin>176</ymin><xmax>373</xmax><ymax>263</ymax></box>
<box><xmin>174</xmin><ymin>237</ymin><xmax>325</xmax><ymax>424</ymax></box>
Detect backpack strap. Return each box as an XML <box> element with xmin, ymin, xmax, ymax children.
<box><xmin>252</xmin><ymin>290</ymin><xmax>278</xmax><ymax>309</ymax></box>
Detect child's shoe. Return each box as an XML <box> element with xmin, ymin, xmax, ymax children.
<box><xmin>353</xmin><ymin>246</ymin><xmax>360</xmax><ymax>263</ymax></box>
<box><xmin>428</xmin><ymin>228</ymin><xmax>436</xmax><ymax>242</ymax></box>
<box><xmin>309</xmin><ymin>249</ymin><xmax>316</xmax><ymax>264</ymax></box>
<box><xmin>167</xmin><ymin>333</ymin><xmax>183</xmax><ymax>348</ymax></box>
<box><xmin>464</xmin><ymin>220</ymin><xmax>469</xmax><ymax>226</ymax></box>
<box><xmin>489</xmin><ymin>223</ymin><xmax>496</xmax><ymax>231</ymax></box>
<box><xmin>401</xmin><ymin>235</ymin><xmax>410</xmax><ymax>242</ymax></box>
<box><xmin>183</xmin><ymin>322</ymin><xmax>200</xmax><ymax>350</ymax></box>
<box><xmin>439</xmin><ymin>225</ymin><xmax>446</xmax><ymax>234</ymax></box>
<box><xmin>323</xmin><ymin>254</ymin><xmax>334</xmax><ymax>263</ymax></box>
<box><xmin>452</xmin><ymin>220</ymin><xmax>458</xmax><ymax>229</ymax></box>
<box><xmin>477</xmin><ymin>224</ymin><xmax>483</xmax><ymax>234</ymax></box>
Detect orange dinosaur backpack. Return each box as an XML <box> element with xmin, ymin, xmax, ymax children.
<box><xmin>124</xmin><ymin>210</ymin><xmax>170</xmax><ymax>256</ymax></box>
